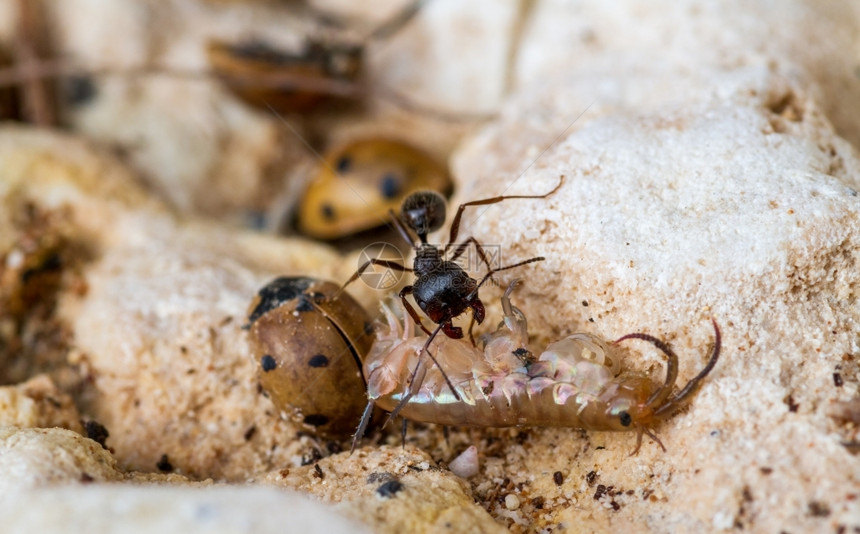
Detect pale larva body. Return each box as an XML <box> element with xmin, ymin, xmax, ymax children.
<box><xmin>358</xmin><ymin>282</ymin><xmax>721</xmax><ymax>452</ymax></box>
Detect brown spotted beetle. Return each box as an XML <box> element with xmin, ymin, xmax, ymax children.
<box><xmin>246</xmin><ymin>276</ymin><xmax>373</xmax><ymax>438</ymax></box>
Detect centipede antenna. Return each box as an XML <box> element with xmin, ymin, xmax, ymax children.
<box><xmin>654</xmin><ymin>318</ymin><xmax>721</xmax><ymax>417</ymax></box>
<box><xmin>614</xmin><ymin>332</ymin><xmax>679</xmax><ymax>410</ymax></box>
<box><xmin>351</xmin><ymin>400</ymin><xmax>376</xmax><ymax>453</ymax></box>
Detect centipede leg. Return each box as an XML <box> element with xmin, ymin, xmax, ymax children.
<box><xmin>351</xmin><ymin>400</ymin><xmax>376</xmax><ymax>453</ymax></box>
<box><xmin>645</xmin><ymin>428</ymin><xmax>666</xmax><ymax>452</ymax></box>
<box><xmin>400</xmin><ymin>286</ymin><xmax>433</xmax><ymax>336</ymax></box>
<box><xmin>384</xmin><ymin>327</ymin><xmax>462</xmax><ymax>427</ymax></box>
<box><xmin>629</xmin><ymin>430</ymin><xmax>644</xmax><ymax>456</ymax></box>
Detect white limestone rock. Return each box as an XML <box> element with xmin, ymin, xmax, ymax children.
<box><xmin>0</xmin><ymin>485</ymin><xmax>366</xmax><ymax>534</ymax></box>
<box><xmin>515</xmin><ymin>0</ymin><xmax>860</xmax><ymax>148</ymax></box>
<box><xmin>0</xmin><ymin>427</ymin><xmax>122</xmax><ymax>489</ymax></box>
<box><xmin>0</xmin><ymin>375</ymin><xmax>82</xmax><ymax>432</ymax></box>
<box><xmin>450</xmin><ymin>61</ymin><xmax>860</xmax><ymax>533</ymax></box>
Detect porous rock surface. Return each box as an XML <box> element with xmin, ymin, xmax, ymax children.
<box><xmin>448</xmin><ymin>12</ymin><xmax>860</xmax><ymax>534</ymax></box>
<box><xmin>0</xmin><ymin>485</ymin><xmax>368</xmax><ymax>534</ymax></box>
<box><xmin>0</xmin><ymin>1</ymin><xmax>859</xmax><ymax>533</ymax></box>
<box><xmin>0</xmin><ymin>126</ymin><xmax>499</xmax><ymax>532</ymax></box>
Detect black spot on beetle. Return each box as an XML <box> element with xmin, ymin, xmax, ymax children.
<box><xmin>377</xmin><ymin>479</ymin><xmax>404</xmax><ymax>498</ymax></box>
<box><xmin>303</xmin><ymin>414</ymin><xmax>329</xmax><ymax>427</ymax></box>
<box><xmin>321</xmin><ymin>203</ymin><xmax>335</xmax><ymax>221</ymax></box>
<box><xmin>156</xmin><ymin>454</ymin><xmax>174</xmax><ymax>473</ymax></box>
<box><xmin>261</xmin><ymin>355</ymin><xmax>277</xmax><ymax>372</ymax></box>
<box><xmin>308</xmin><ymin>354</ymin><xmax>329</xmax><ymax>368</ymax></box>
<box><xmin>83</xmin><ymin>420</ymin><xmax>110</xmax><ymax>449</ymax></box>
<box><xmin>247</xmin><ymin>277</ymin><xmax>314</xmax><ymax>323</ymax></box>
<box><xmin>295</xmin><ymin>295</ymin><xmax>314</xmax><ymax>312</ymax></box>
<box><xmin>379</xmin><ymin>173</ymin><xmax>401</xmax><ymax>199</ymax></box>
<box><xmin>336</xmin><ymin>155</ymin><xmax>351</xmax><ymax>173</ymax></box>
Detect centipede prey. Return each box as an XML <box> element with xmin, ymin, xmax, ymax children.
<box><xmin>353</xmin><ymin>281</ymin><xmax>721</xmax><ymax>453</ymax></box>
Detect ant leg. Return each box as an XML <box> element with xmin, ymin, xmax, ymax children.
<box><xmin>447</xmin><ymin>236</ymin><xmax>501</xmax><ymax>286</ymax></box>
<box><xmin>351</xmin><ymin>400</ymin><xmax>376</xmax><ymax>453</ymax></box>
<box><xmin>447</xmin><ymin>175</ymin><xmax>565</xmax><ymax>244</ymax></box>
<box><xmin>466</xmin><ymin>299</ymin><xmax>485</xmax><ymax>345</ymax></box>
<box><xmin>336</xmin><ymin>258</ymin><xmax>412</xmax><ymax>298</ymax></box>
<box><xmin>469</xmin><ymin>256</ymin><xmax>546</xmax><ymax>301</ymax></box>
<box><xmin>448</xmin><ymin>237</ymin><xmax>495</xmax><ymax>270</ymax></box>
<box><xmin>399</xmin><ymin>286</ymin><xmax>432</xmax><ymax>336</ymax></box>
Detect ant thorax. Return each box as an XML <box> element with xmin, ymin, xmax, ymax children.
<box><xmin>412</xmin><ymin>254</ymin><xmax>479</xmax><ymax>327</ymax></box>
<box><xmin>412</xmin><ymin>244</ymin><xmax>444</xmax><ymax>273</ymax></box>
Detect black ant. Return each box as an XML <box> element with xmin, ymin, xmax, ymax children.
<box><xmin>340</xmin><ymin>175</ymin><xmax>565</xmax><ymax>430</ymax></box>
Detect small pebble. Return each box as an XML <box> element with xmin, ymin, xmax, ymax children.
<box><xmin>504</xmin><ymin>494</ymin><xmax>521</xmax><ymax>510</ymax></box>
<box><xmin>448</xmin><ymin>445</ymin><xmax>479</xmax><ymax>478</ymax></box>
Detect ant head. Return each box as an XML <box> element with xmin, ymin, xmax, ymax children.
<box><xmin>400</xmin><ymin>191</ymin><xmax>446</xmax><ymax>243</ymax></box>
